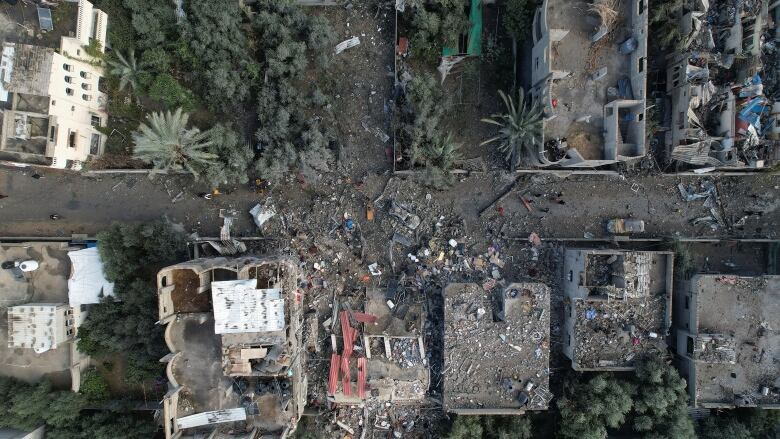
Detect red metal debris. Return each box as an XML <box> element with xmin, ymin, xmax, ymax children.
<box><xmin>340</xmin><ymin>311</ymin><xmax>356</xmax><ymax>359</ymax></box>
<box><xmin>328</xmin><ymin>354</ymin><xmax>341</xmax><ymax>395</ymax></box>
<box><xmin>357</xmin><ymin>357</ymin><xmax>367</xmax><ymax>399</ymax></box>
<box><xmin>353</xmin><ymin>312</ymin><xmax>378</xmax><ymax>324</ymax></box>
<box><xmin>341</xmin><ymin>356</ymin><xmax>352</xmax><ymax>397</ymax></box>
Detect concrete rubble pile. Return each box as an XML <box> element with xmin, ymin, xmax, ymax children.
<box><xmin>666</xmin><ymin>0</ymin><xmax>780</xmax><ymax>170</ymax></box>
<box><xmin>233</xmin><ymin>175</ymin><xmax>563</xmax><ymax>436</ymax></box>
<box><xmin>573</xmin><ymin>296</ymin><xmax>667</xmax><ymax>368</ymax></box>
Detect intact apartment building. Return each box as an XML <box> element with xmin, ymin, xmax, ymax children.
<box><xmin>0</xmin><ymin>0</ymin><xmax>109</xmax><ymax>169</ymax></box>
<box><xmin>674</xmin><ymin>275</ymin><xmax>780</xmax><ymax>408</ymax></box>
<box><xmin>563</xmin><ymin>249</ymin><xmax>673</xmax><ymax>370</ymax></box>
<box><xmin>157</xmin><ymin>257</ymin><xmax>307</xmax><ymax>439</ymax></box>
<box><xmin>529</xmin><ymin>0</ymin><xmax>648</xmax><ymax>167</ymax></box>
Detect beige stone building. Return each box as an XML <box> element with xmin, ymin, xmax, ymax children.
<box><xmin>157</xmin><ymin>257</ymin><xmax>307</xmax><ymax>439</ymax></box>
<box><xmin>0</xmin><ymin>0</ymin><xmax>108</xmax><ymax>169</ymax></box>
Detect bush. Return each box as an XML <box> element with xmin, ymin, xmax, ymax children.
<box><xmin>147</xmin><ymin>73</ymin><xmax>195</xmax><ymax>111</ymax></box>
<box><xmin>80</xmin><ymin>368</ymin><xmax>110</xmax><ymax>402</ymax></box>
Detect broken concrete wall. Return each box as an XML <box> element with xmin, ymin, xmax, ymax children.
<box><xmin>604</xmin><ymin>100</ymin><xmax>646</xmax><ymax>161</ymax></box>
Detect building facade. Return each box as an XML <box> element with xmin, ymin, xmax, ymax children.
<box><xmin>0</xmin><ymin>0</ymin><xmax>108</xmax><ymax>169</ymax></box>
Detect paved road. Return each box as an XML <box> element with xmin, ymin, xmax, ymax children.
<box><xmin>0</xmin><ymin>166</ymin><xmax>778</xmax><ymax>241</ymax></box>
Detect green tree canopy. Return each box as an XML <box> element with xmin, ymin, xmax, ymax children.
<box><xmin>558</xmin><ymin>374</ymin><xmax>636</xmax><ymax>439</ymax></box>
<box><xmin>632</xmin><ymin>357</ymin><xmax>695</xmax><ymax>438</ymax></box>
<box><xmin>199</xmin><ymin>123</ymin><xmax>254</xmax><ymax>188</ymax></box>
<box><xmin>446</xmin><ymin>415</ymin><xmax>532</xmax><ymax>439</ymax></box>
<box><xmin>252</xmin><ymin>2</ymin><xmax>336</xmax><ymax>182</ymax></box>
<box><xmin>180</xmin><ymin>0</ymin><xmax>258</xmax><ymax>113</ymax></box>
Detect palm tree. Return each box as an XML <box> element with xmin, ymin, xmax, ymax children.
<box><xmin>481</xmin><ymin>89</ymin><xmax>544</xmax><ymax>171</ymax></box>
<box><xmin>132</xmin><ymin>108</ymin><xmax>218</xmax><ymax>177</ymax></box>
<box><xmin>107</xmin><ymin>50</ymin><xmax>145</xmax><ymax>93</ymax></box>
<box><xmin>422</xmin><ymin>133</ymin><xmax>461</xmax><ymax>171</ymax></box>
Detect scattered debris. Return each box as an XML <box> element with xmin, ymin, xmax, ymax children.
<box><xmin>335</xmin><ymin>36</ymin><xmax>361</xmax><ymax>54</ymax></box>
<box><xmin>249</xmin><ymin>202</ymin><xmax>276</xmax><ymax>229</ymax></box>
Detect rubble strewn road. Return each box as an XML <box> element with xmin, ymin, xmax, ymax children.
<box><xmin>1</xmin><ymin>168</ymin><xmax>779</xmax><ymax>240</ymax></box>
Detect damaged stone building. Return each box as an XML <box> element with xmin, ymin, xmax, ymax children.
<box><xmin>442</xmin><ymin>283</ymin><xmax>551</xmax><ymax>414</ymax></box>
<box><xmin>664</xmin><ymin>0</ymin><xmax>779</xmax><ymax>169</ymax></box>
<box><xmin>157</xmin><ymin>257</ymin><xmax>307</xmax><ymax>439</ymax></box>
<box><xmin>674</xmin><ymin>275</ymin><xmax>780</xmax><ymax>408</ymax></box>
<box><xmin>563</xmin><ymin>249</ymin><xmax>673</xmax><ymax>370</ymax></box>
<box><xmin>327</xmin><ymin>288</ymin><xmax>429</xmax><ymax>404</ymax></box>
<box><xmin>529</xmin><ymin>0</ymin><xmax>648</xmax><ymax>167</ymax></box>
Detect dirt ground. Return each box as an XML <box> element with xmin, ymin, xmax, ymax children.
<box><xmin>309</xmin><ymin>2</ymin><xmax>397</xmax><ymax>177</ymax></box>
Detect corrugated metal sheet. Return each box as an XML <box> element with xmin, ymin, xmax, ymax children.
<box><xmin>357</xmin><ymin>357</ymin><xmax>367</xmax><ymax>399</ymax></box>
<box><xmin>211</xmin><ymin>280</ymin><xmax>284</xmax><ymax>334</ymax></box>
<box><xmin>176</xmin><ymin>408</ymin><xmax>246</xmax><ymax>430</ymax></box>
<box><xmin>328</xmin><ymin>353</ymin><xmax>340</xmax><ymax>395</ymax></box>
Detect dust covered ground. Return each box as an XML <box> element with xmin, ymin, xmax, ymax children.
<box><xmin>2</xmin><ymin>168</ymin><xmax>778</xmax><ymax>241</ymax></box>
<box><xmin>2</xmin><ymin>1</ymin><xmax>780</xmax><ymax>438</ymax></box>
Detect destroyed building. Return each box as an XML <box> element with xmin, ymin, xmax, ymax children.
<box><xmin>327</xmin><ymin>288</ymin><xmax>429</xmax><ymax>404</ymax></box>
<box><xmin>664</xmin><ymin>0</ymin><xmax>779</xmax><ymax>169</ymax></box>
<box><xmin>529</xmin><ymin>0</ymin><xmax>648</xmax><ymax>167</ymax></box>
<box><xmin>563</xmin><ymin>249</ymin><xmax>673</xmax><ymax>370</ymax></box>
<box><xmin>442</xmin><ymin>283</ymin><xmax>551</xmax><ymax>414</ymax></box>
<box><xmin>674</xmin><ymin>275</ymin><xmax>780</xmax><ymax>408</ymax></box>
<box><xmin>0</xmin><ymin>0</ymin><xmax>109</xmax><ymax>169</ymax></box>
<box><xmin>157</xmin><ymin>257</ymin><xmax>307</xmax><ymax>439</ymax></box>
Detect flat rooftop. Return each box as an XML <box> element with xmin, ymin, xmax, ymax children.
<box><xmin>167</xmin><ymin>314</ymin><xmax>233</xmax><ymax>416</ymax></box>
<box><xmin>0</xmin><ymin>242</ymin><xmax>73</xmax><ymax>386</ymax></box>
<box><xmin>443</xmin><ymin>283</ymin><xmax>551</xmax><ymax>413</ymax></box>
<box><xmin>571</xmin><ymin>295</ymin><xmax>668</xmax><ymax>369</ymax></box>
<box><xmin>692</xmin><ymin>275</ymin><xmax>780</xmax><ymax>406</ymax></box>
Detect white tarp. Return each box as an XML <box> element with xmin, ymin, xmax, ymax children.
<box><xmin>211</xmin><ymin>279</ymin><xmax>284</xmax><ymax>334</ymax></box>
<box><xmin>67</xmin><ymin>247</ymin><xmax>115</xmax><ymax>307</ymax></box>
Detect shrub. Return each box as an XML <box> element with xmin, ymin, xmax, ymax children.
<box><xmin>80</xmin><ymin>368</ymin><xmax>110</xmax><ymax>402</ymax></box>
<box><xmin>147</xmin><ymin>74</ymin><xmax>195</xmax><ymax>111</ymax></box>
